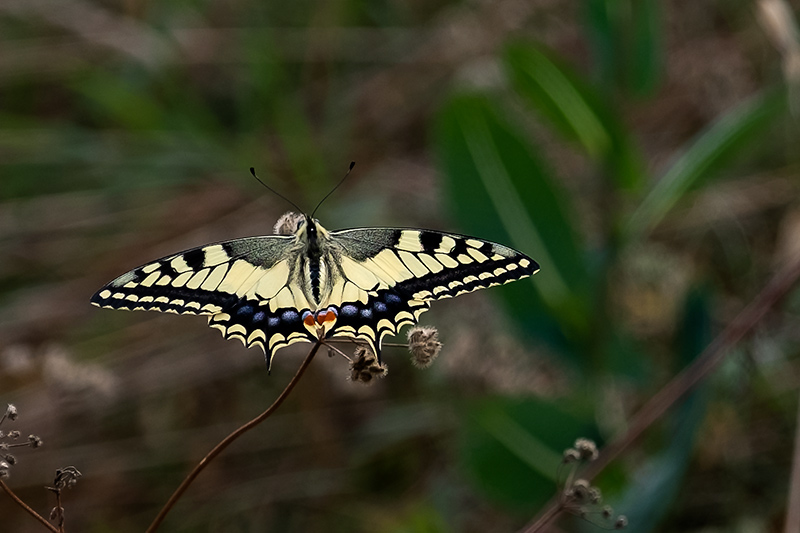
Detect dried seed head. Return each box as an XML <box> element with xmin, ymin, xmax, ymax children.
<box><xmin>5</xmin><ymin>404</ymin><xmax>18</xmax><ymax>422</ymax></box>
<box><xmin>273</xmin><ymin>212</ymin><xmax>304</xmax><ymax>236</ymax></box>
<box><xmin>407</xmin><ymin>326</ymin><xmax>442</xmax><ymax>368</ymax></box>
<box><xmin>574</xmin><ymin>438</ymin><xmax>599</xmax><ymax>461</ymax></box>
<box><xmin>602</xmin><ymin>505</ymin><xmax>613</xmax><ymax>519</ymax></box>
<box><xmin>348</xmin><ymin>347</ymin><xmax>388</xmax><ymax>384</ymax></box>
<box><xmin>8</xmin><ymin>431</ymin><xmax>20</xmax><ymax>439</ymax></box>
<box><xmin>562</xmin><ymin>448</ymin><xmax>581</xmax><ymax>463</ymax></box>
<box><xmin>0</xmin><ymin>461</ymin><xmax>9</xmax><ymax>479</ymax></box>
<box><xmin>568</xmin><ymin>479</ymin><xmax>591</xmax><ymax>503</ymax></box>
<box><xmin>3</xmin><ymin>454</ymin><xmax>16</xmax><ymax>466</ymax></box>
<box><xmin>28</xmin><ymin>435</ymin><xmax>43</xmax><ymax>448</ymax></box>
<box><xmin>588</xmin><ymin>486</ymin><xmax>602</xmax><ymax>504</ymax></box>
<box><xmin>53</xmin><ymin>466</ymin><xmax>82</xmax><ymax>490</ymax></box>
<box><xmin>615</xmin><ymin>516</ymin><xmax>628</xmax><ymax>529</ymax></box>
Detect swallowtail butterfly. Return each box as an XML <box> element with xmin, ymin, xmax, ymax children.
<box><xmin>91</xmin><ymin>214</ymin><xmax>539</xmax><ymax>370</ymax></box>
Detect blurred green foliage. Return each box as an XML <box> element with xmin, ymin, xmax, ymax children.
<box><xmin>1</xmin><ymin>1</ymin><xmax>799</xmax><ymax>532</ymax></box>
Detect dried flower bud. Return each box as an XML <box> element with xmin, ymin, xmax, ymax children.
<box><xmin>615</xmin><ymin>516</ymin><xmax>628</xmax><ymax>529</ymax></box>
<box><xmin>273</xmin><ymin>212</ymin><xmax>304</xmax><ymax>236</ymax></box>
<box><xmin>574</xmin><ymin>438</ymin><xmax>599</xmax><ymax>461</ymax></box>
<box><xmin>588</xmin><ymin>486</ymin><xmax>602</xmax><ymax>504</ymax></box>
<box><xmin>0</xmin><ymin>461</ymin><xmax>9</xmax><ymax>478</ymax></box>
<box><xmin>562</xmin><ymin>448</ymin><xmax>581</xmax><ymax>463</ymax></box>
<box><xmin>602</xmin><ymin>505</ymin><xmax>614</xmax><ymax>518</ymax></box>
<box><xmin>568</xmin><ymin>479</ymin><xmax>591</xmax><ymax>503</ymax></box>
<box><xmin>349</xmin><ymin>346</ymin><xmax>388</xmax><ymax>384</ymax></box>
<box><xmin>28</xmin><ymin>435</ymin><xmax>43</xmax><ymax>448</ymax></box>
<box><xmin>5</xmin><ymin>404</ymin><xmax>18</xmax><ymax>421</ymax></box>
<box><xmin>407</xmin><ymin>326</ymin><xmax>442</xmax><ymax>368</ymax></box>
<box><xmin>50</xmin><ymin>506</ymin><xmax>61</xmax><ymax>521</ymax></box>
<box><xmin>53</xmin><ymin>466</ymin><xmax>81</xmax><ymax>490</ymax></box>
<box><xmin>3</xmin><ymin>454</ymin><xmax>16</xmax><ymax>466</ymax></box>
<box><xmin>8</xmin><ymin>431</ymin><xmax>20</xmax><ymax>439</ymax></box>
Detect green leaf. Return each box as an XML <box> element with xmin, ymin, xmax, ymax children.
<box><xmin>504</xmin><ymin>42</ymin><xmax>644</xmax><ymax>190</ymax></box>
<box><xmin>584</xmin><ymin>0</ymin><xmax>663</xmax><ymax>96</ymax></box>
<box><xmin>625</xmin><ymin>89</ymin><xmax>786</xmax><ymax>241</ymax></box>
<box><xmin>460</xmin><ymin>397</ymin><xmax>597</xmax><ymax>514</ymax></box>
<box><xmin>434</xmin><ymin>93</ymin><xmax>591</xmax><ymax>351</ymax></box>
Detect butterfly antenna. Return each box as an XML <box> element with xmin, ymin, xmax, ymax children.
<box><xmin>249</xmin><ymin>167</ymin><xmax>304</xmax><ymax>214</ymax></box>
<box><xmin>311</xmin><ymin>161</ymin><xmax>355</xmax><ymax>218</ymax></box>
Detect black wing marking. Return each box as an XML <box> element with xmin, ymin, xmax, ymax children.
<box><xmin>91</xmin><ymin>235</ymin><xmax>316</xmax><ymax>369</ymax></box>
<box><xmin>328</xmin><ymin>228</ymin><xmax>538</xmax><ymax>360</ymax></box>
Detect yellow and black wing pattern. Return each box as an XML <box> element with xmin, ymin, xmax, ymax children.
<box><xmin>90</xmin><ymin>236</ymin><xmax>317</xmax><ymax>364</ymax></box>
<box><xmin>324</xmin><ymin>228</ymin><xmax>538</xmax><ymax>360</ymax></box>
<box><xmin>91</xmin><ymin>223</ymin><xmax>538</xmax><ymax>369</ymax></box>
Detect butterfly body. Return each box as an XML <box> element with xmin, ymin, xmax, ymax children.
<box><xmin>92</xmin><ymin>215</ymin><xmax>539</xmax><ymax>369</ymax></box>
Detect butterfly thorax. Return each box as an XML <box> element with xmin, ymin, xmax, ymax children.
<box><xmin>292</xmin><ymin>218</ymin><xmax>341</xmax><ymax>337</ymax></box>
<box><xmin>295</xmin><ymin>217</ymin><xmax>336</xmax><ymax>309</ymax></box>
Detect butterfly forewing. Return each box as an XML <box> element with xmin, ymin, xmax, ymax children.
<box><xmin>91</xmin><ymin>236</ymin><xmax>321</xmax><ymax>365</ymax></box>
<box><xmin>328</xmin><ymin>228</ymin><xmax>539</xmax><ymax>357</ymax></box>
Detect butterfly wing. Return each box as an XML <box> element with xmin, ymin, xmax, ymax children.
<box><xmin>327</xmin><ymin>228</ymin><xmax>539</xmax><ymax>360</ymax></box>
<box><xmin>90</xmin><ymin>235</ymin><xmax>316</xmax><ymax>368</ymax></box>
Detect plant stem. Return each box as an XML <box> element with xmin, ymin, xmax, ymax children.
<box><xmin>0</xmin><ymin>479</ymin><xmax>59</xmax><ymax>533</ymax></box>
<box><xmin>146</xmin><ymin>339</ymin><xmax>323</xmax><ymax>532</ymax></box>
<box><xmin>518</xmin><ymin>255</ymin><xmax>800</xmax><ymax>533</ymax></box>
<box><xmin>784</xmin><ymin>386</ymin><xmax>800</xmax><ymax>533</ymax></box>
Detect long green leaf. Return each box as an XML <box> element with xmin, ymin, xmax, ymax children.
<box><xmin>504</xmin><ymin>42</ymin><xmax>644</xmax><ymax>190</ymax></box>
<box><xmin>434</xmin><ymin>93</ymin><xmax>590</xmax><ymax>350</ymax></box>
<box><xmin>626</xmin><ymin>89</ymin><xmax>786</xmax><ymax>240</ymax></box>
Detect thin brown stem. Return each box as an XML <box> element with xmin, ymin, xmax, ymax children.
<box><xmin>54</xmin><ymin>490</ymin><xmax>64</xmax><ymax>533</ymax></box>
<box><xmin>146</xmin><ymin>339</ymin><xmax>323</xmax><ymax>532</ymax></box>
<box><xmin>519</xmin><ymin>255</ymin><xmax>800</xmax><ymax>533</ymax></box>
<box><xmin>785</xmin><ymin>386</ymin><xmax>800</xmax><ymax>533</ymax></box>
<box><xmin>0</xmin><ymin>479</ymin><xmax>59</xmax><ymax>533</ymax></box>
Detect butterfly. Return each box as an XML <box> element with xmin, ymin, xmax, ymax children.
<box><xmin>91</xmin><ymin>213</ymin><xmax>539</xmax><ymax>370</ymax></box>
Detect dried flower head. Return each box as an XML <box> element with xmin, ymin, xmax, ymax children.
<box><xmin>52</xmin><ymin>466</ymin><xmax>82</xmax><ymax>490</ymax></box>
<box><xmin>407</xmin><ymin>326</ymin><xmax>442</xmax><ymax>368</ymax></box>
<box><xmin>29</xmin><ymin>435</ymin><xmax>43</xmax><ymax>448</ymax></box>
<box><xmin>574</xmin><ymin>438</ymin><xmax>599</xmax><ymax>461</ymax></box>
<box><xmin>0</xmin><ymin>461</ymin><xmax>9</xmax><ymax>479</ymax></box>
<box><xmin>273</xmin><ymin>212</ymin><xmax>304</xmax><ymax>236</ymax></box>
<box><xmin>4</xmin><ymin>404</ymin><xmax>17</xmax><ymax>422</ymax></box>
<box><xmin>569</xmin><ymin>478</ymin><xmax>591</xmax><ymax>502</ymax></box>
<box><xmin>615</xmin><ymin>516</ymin><xmax>628</xmax><ymax>529</ymax></box>
<box><xmin>349</xmin><ymin>346</ymin><xmax>388</xmax><ymax>384</ymax></box>
<box><xmin>562</xmin><ymin>448</ymin><xmax>581</xmax><ymax>463</ymax></box>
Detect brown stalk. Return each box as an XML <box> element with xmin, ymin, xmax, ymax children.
<box><xmin>0</xmin><ymin>479</ymin><xmax>59</xmax><ymax>533</ymax></box>
<box><xmin>146</xmin><ymin>339</ymin><xmax>324</xmax><ymax>532</ymax></box>
<box><xmin>519</xmin><ymin>255</ymin><xmax>800</xmax><ymax>533</ymax></box>
<box><xmin>785</xmin><ymin>386</ymin><xmax>800</xmax><ymax>533</ymax></box>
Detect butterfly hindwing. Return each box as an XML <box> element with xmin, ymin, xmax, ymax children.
<box><xmin>328</xmin><ymin>228</ymin><xmax>539</xmax><ymax>358</ymax></box>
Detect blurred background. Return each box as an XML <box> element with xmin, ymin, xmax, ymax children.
<box><xmin>2</xmin><ymin>0</ymin><xmax>800</xmax><ymax>531</ymax></box>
